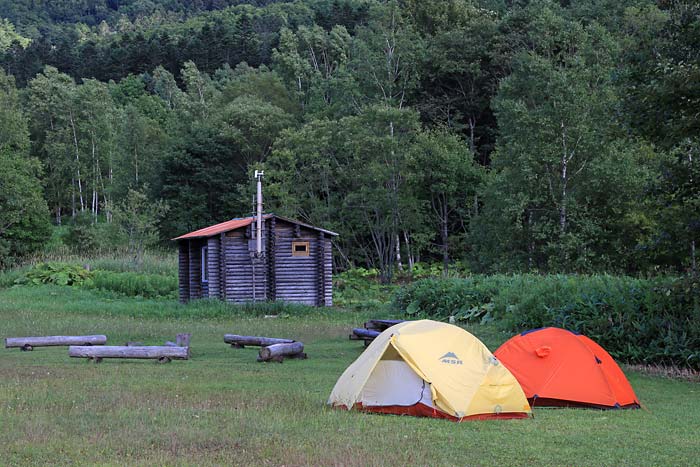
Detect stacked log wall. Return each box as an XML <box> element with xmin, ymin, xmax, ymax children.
<box><xmin>188</xmin><ymin>239</ymin><xmax>202</xmax><ymax>300</ymax></box>
<box><xmin>207</xmin><ymin>237</ymin><xmax>221</xmax><ymax>299</ymax></box>
<box><xmin>324</xmin><ymin>236</ymin><xmax>333</xmax><ymax>306</ymax></box>
<box><xmin>223</xmin><ymin>229</ymin><xmax>267</xmax><ymax>303</ymax></box>
<box><xmin>267</xmin><ymin>217</ymin><xmax>276</xmax><ymax>301</ymax></box>
<box><xmin>274</xmin><ymin>223</ymin><xmax>318</xmax><ymax>306</ymax></box>
<box><xmin>178</xmin><ymin>242</ymin><xmax>190</xmax><ymax>303</ymax></box>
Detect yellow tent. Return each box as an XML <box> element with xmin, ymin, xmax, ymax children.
<box><xmin>328</xmin><ymin>320</ymin><xmax>531</xmax><ymax>421</ymax></box>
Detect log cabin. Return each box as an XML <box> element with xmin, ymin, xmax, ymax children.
<box><xmin>173</xmin><ymin>214</ymin><xmax>337</xmax><ymax>306</ymax></box>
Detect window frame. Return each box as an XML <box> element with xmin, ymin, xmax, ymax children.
<box><xmin>291</xmin><ymin>241</ymin><xmax>310</xmax><ymax>257</ymax></box>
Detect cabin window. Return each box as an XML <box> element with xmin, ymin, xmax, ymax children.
<box><xmin>292</xmin><ymin>241</ymin><xmax>310</xmax><ymax>257</ymax></box>
<box><xmin>201</xmin><ymin>246</ymin><xmax>208</xmax><ymax>282</ymax></box>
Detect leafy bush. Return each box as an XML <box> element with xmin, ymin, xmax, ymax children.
<box><xmin>89</xmin><ymin>270</ymin><xmax>177</xmax><ymax>298</ymax></box>
<box><xmin>16</xmin><ymin>262</ymin><xmax>93</xmax><ymax>286</ymax></box>
<box><xmin>391</xmin><ymin>274</ymin><xmax>700</xmax><ymax>369</ymax></box>
<box><xmin>334</xmin><ymin>268</ymin><xmax>394</xmax><ymax>311</ymax></box>
<box><xmin>391</xmin><ymin>277</ymin><xmax>498</xmax><ymax>324</ymax></box>
<box><xmin>0</xmin><ymin>267</ymin><xmax>28</xmax><ymax>288</ymax></box>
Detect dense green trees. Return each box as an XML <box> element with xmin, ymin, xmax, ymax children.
<box><xmin>0</xmin><ymin>0</ymin><xmax>697</xmax><ymax>278</ymax></box>
<box><xmin>0</xmin><ymin>69</ymin><xmax>49</xmax><ymax>266</ymax></box>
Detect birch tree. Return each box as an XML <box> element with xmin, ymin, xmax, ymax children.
<box><xmin>477</xmin><ymin>13</ymin><xmax>650</xmax><ymax>271</ymax></box>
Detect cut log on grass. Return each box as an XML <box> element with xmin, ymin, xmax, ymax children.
<box><xmin>350</xmin><ymin>328</ymin><xmax>380</xmax><ymax>340</ymax></box>
<box><xmin>5</xmin><ymin>335</ymin><xmax>107</xmax><ymax>351</ymax></box>
<box><xmin>69</xmin><ymin>345</ymin><xmax>189</xmax><ymax>363</ymax></box>
<box><xmin>176</xmin><ymin>333</ymin><xmax>191</xmax><ymax>347</ymax></box>
<box><xmin>258</xmin><ymin>342</ymin><xmax>305</xmax><ymax>363</ymax></box>
<box><xmin>224</xmin><ymin>334</ymin><xmax>294</xmax><ymax>348</ymax></box>
<box><xmin>364</xmin><ymin>319</ymin><xmax>405</xmax><ymax>331</ymax></box>
<box><xmin>164</xmin><ymin>334</ymin><xmax>192</xmax><ymax>348</ymax></box>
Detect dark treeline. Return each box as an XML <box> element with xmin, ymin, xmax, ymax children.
<box><xmin>0</xmin><ymin>0</ymin><xmax>698</xmax><ymax>282</ymax></box>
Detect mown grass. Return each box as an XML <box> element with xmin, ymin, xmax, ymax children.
<box><xmin>0</xmin><ymin>285</ymin><xmax>698</xmax><ymax>466</ymax></box>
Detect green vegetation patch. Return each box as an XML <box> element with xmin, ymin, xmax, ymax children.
<box><xmin>90</xmin><ymin>270</ymin><xmax>177</xmax><ymax>299</ymax></box>
<box><xmin>0</xmin><ymin>285</ymin><xmax>698</xmax><ymax>466</ymax></box>
<box><xmin>392</xmin><ymin>275</ymin><xmax>700</xmax><ymax>369</ymax></box>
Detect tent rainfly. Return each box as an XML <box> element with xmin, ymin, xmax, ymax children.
<box><xmin>494</xmin><ymin>327</ymin><xmax>640</xmax><ymax>409</ymax></box>
<box><xmin>328</xmin><ymin>320</ymin><xmax>531</xmax><ymax>421</ymax></box>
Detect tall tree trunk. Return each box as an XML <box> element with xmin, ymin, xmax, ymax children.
<box><xmin>468</xmin><ymin>116</ymin><xmax>476</xmax><ymax>155</ymax></box>
<box><xmin>690</xmin><ymin>149</ymin><xmax>696</xmax><ymax>276</ymax></box>
<box><xmin>91</xmin><ymin>135</ymin><xmax>97</xmax><ymax>219</ymax></box>
<box><xmin>395</xmin><ymin>234</ymin><xmax>403</xmax><ymax>272</ymax></box>
<box><xmin>560</xmin><ymin>122</ymin><xmax>569</xmax><ymax>268</ymax></box>
<box><xmin>134</xmin><ymin>146</ymin><xmax>139</xmax><ymax>184</ymax></box>
<box><xmin>560</xmin><ymin>159</ymin><xmax>568</xmax><ymax>234</ymax></box>
<box><xmin>388</xmin><ymin>119</ymin><xmax>399</xmax><ymax>283</ymax></box>
<box><xmin>71</xmin><ymin>177</ymin><xmax>76</xmax><ymax>217</ymax></box>
<box><xmin>106</xmin><ymin>158</ymin><xmax>113</xmax><ymax>223</ymax></box>
<box><xmin>528</xmin><ymin>210</ymin><xmax>534</xmax><ymax>271</ymax></box>
<box><xmin>441</xmin><ymin>200</ymin><xmax>449</xmax><ymax>277</ymax></box>
<box><xmin>69</xmin><ymin>110</ymin><xmax>85</xmax><ymax>212</ymax></box>
<box><xmin>403</xmin><ymin>231</ymin><xmax>414</xmax><ymax>273</ymax></box>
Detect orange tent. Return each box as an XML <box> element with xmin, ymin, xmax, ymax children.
<box><xmin>494</xmin><ymin>327</ymin><xmax>640</xmax><ymax>409</ymax></box>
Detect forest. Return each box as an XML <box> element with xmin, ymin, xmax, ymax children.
<box><xmin>0</xmin><ymin>0</ymin><xmax>698</xmax><ymax>282</ymax></box>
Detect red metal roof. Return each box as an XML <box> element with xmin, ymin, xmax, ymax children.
<box><xmin>172</xmin><ymin>216</ymin><xmax>257</xmax><ymax>240</ymax></box>
<box><xmin>172</xmin><ymin>214</ymin><xmax>338</xmax><ymax>241</ymax></box>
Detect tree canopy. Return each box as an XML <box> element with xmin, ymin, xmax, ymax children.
<box><xmin>0</xmin><ymin>0</ymin><xmax>697</xmax><ymax>277</ymax></box>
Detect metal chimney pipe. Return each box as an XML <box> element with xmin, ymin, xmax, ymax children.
<box><xmin>255</xmin><ymin>170</ymin><xmax>264</xmax><ymax>256</ymax></box>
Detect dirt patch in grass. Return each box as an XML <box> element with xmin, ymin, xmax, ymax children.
<box><xmin>624</xmin><ymin>363</ymin><xmax>700</xmax><ymax>382</ymax></box>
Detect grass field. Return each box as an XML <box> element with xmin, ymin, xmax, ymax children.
<box><xmin>1</xmin><ymin>285</ymin><xmax>698</xmax><ymax>466</ymax></box>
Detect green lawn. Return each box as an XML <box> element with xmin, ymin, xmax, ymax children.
<box><xmin>0</xmin><ymin>286</ymin><xmax>698</xmax><ymax>466</ymax></box>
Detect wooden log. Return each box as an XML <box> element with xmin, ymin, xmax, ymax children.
<box><xmin>68</xmin><ymin>345</ymin><xmax>189</xmax><ymax>361</ymax></box>
<box><xmin>224</xmin><ymin>334</ymin><xmax>294</xmax><ymax>348</ymax></box>
<box><xmin>258</xmin><ymin>342</ymin><xmax>305</xmax><ymax>362</ymax></box>
<box><xmin>176</xmin><ymin>333</ymin><xmax>191</xmax><ymax>347</ymax></box>
<box><xmin>351</xmin><ymin>328</ymin><xmax>381</xmax><ymax>339</ymax></box>
<box><xmin>5</xmin><ymin>335</ymin><xmax>107</xmax><ymax>350</ymax></box>
<box><xmin>365</xmin><ymin>319</ymin><xmax>405</xmax><ymax>331</ymax></box>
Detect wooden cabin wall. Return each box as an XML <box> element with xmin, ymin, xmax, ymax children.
<box><xmin>223</xmin><ymin>228</ymin><xmax>267</xmax><ymax>303</ymax></box>
<box><xmin>188</xmin><ymin>239</ymin><xmax>202</xmax><ymax>300</ymax></box>
<box><xmin>267</xmin><ymin>217</ymin><xmax>276</xmax><ymax>301</ymax></box>
<box><xmin>320</xmin><ymin>234</ymin><xmax>333</xmax><ymax>306</ymax></box>
<box><xmin>207</xmin><ymin>237</ymin><xmax>221</xmax><ymax>299</ymax></box>
<box><xmin>178</xmin><ymin>242</ymin><xmax>190</xmax><ymax>303</ymax></box>
<box><xmin>178</xmin><ymin>217</ymin><xmax>334</xmax><ymax>306</ymax></box>
<box><xmin>274</xmin><ymin>223</ymin><xmax>318</xmax><ymax>306</ymax></box>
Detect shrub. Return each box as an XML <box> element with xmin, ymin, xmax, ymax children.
<box><xmin>391</xmin><ymin>277</ymin><xmax>498</xmax><ymax>324</ymax></box>
<box><xmin>89</xmin><ymin>270</ymin><xmax>177</xmax><ymax>298</ymax></box>
<box><xmin>391</xmin><ymin>274</ymin><xmax>700</xmax><ymax>369</ymax></box>
<box><xmin>333</xmin><ymin>268</ymin><xmax>393</xmax><ymax>311</ymax></box>
<box><xmin>16</xmin><ymin>262</ymin><xmax>92</xmax><ymax>286</ymax></box>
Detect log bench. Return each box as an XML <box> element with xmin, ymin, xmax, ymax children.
<box><xmin>349</xmin><ymin>328</ymin><xmax>381</xmax><ymax>347</ymax></box>
<box><xmin>224</xmin><ymin>334</ymin><xmax>295</xmax><ymax>348</ymax></box>
<box><xmin>69</xmin><ymin>345</ymin><xmax>189</xmax><ymax>364</ymax></box>
<box><xmin>364</xmin><ymin>319</ymin><xmax>405</xmax><ymax>332</ymax></box>
<box><xmin>5</xmin><ymin>335</ymin><xmax>107</xmax><ymax>351</ymax></box>
<box><xmin>349</xmin><ymin>320</ymin><xmax>406</xmax><ymax>346</ymax></box>
<box><xmin>257</xmin><ymin>342</ymin><xmax>306</xmax><ymax>363</ymax></box>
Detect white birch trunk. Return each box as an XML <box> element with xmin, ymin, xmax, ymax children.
<box><xmin>69</xmin><ymin>110</ymin><xmax>85</xmax><ymax>212</ymax></box>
